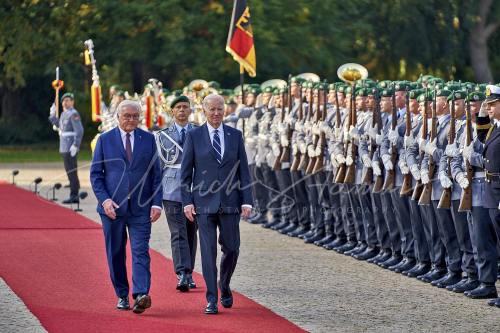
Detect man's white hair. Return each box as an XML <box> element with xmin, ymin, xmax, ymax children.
<box><xmin>202</xmin><ymin>93</ymin><xmax>224</xmax><ymax>110</ymax></box>
<box><xmin>117</xmin><ymin>100</ymin><xmax>141</xmax><ymax>114</ymax></box>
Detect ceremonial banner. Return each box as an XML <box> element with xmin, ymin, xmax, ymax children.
<box><xmin>226</xmin><ymin>0</ymin><xmax>256</xmax><ymax>77</ymax></box>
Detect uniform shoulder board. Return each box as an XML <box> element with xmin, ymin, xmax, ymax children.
<box><xmin>71</xmin><ymin>110</ymin><xmax>81</xmax><ymax>121</ymax></box>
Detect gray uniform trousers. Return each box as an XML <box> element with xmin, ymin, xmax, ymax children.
<box><xmin>291</xmin><ymin>170</ymin><xmax>311</xmax><ymax>229</ymax></box>
<box><xmin>340</xmin><ymin>185</ymin><xmax>357</xmax><ymax>241</ymax></box>
<box><xmin>408</xmin><ymin>198</ymin><xmax>431</xmax><ymax>263</ymax></box>
<box><xmin>450</xmin><ymin>200</ymin><xmax>477</xmax><ymax>278</ymax></box>
<box><xmin>381</xmin><ymin>191</ymin><xmax>401</xmax><ymax>253</ymax></box>
<box><xmin>250</xmin><ymin>164</ymin><xmax>269</xmax><ymax>216</ymax></box>
<box><xmin>347</xmin><ymin>184</ymin><xmax>365</xmax><ymax>243</ymax></box>
<box><xmin>163</xmin><ymin>200</ymin><xmax>197</xmax><ymax>274</ymax></box>
<box><xmin>62</xmin><ymin>152</ymin><xmax>80</xmax><ymax>198</ymax></box>
<box><xmin>304</xmin><ymin>173</ymin><xmax>321</xmax><ymax>232</ymax></box>
<box><xmin>313</xmin><ymin>171</ymin><xmax>330</xmax><ymax>234</ymax></box>
<box><xmin>421</xmin><ymin>204</ymin><xmax>447</xmax><ymax>269</ymax></box>
<box><xmin>472</xmin><ymin>207</ymin><xmax>499</xmax><ymax>284</ymax></box>
<box><xmin>372</xmin><ymin>192</ymin><xmax>391</xmax><ymax>250</ymax></box>
<box><xmin>260</xmin><ymin>164</ymin><xmax>282</xmax><ymax>220</ymax></box>
<box><xmin>275</xmin><ymin>168</ymin><xmax>299</xmax><ymax>225</ymax></box>
<box><xmin>327</xmin><ymin>173</ymin><xmax>346</xmax><ymax>239</ymax></box>
<box><xmin>357</xmin><ymin>185</ymin><xmax>378</xmax><ymax>247</ymax></box>
<box><xmin>432</xmin><ymin>200</ymin><xmax>462</xmax><ymax>273</ymax></box>
<box><xmin>391</xmin><ymin>189</ymin><xmax>415</xmax><ymax>259</ymax></box>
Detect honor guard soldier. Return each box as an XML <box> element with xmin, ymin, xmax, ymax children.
<box><xmin>155</xmin><ymin>95</ymin><xmax>198</xmax><ymax>292</ymax></box>
<box><xmin>49</xmin><ymin>92</ymin><xmax>84</xmax><ymax>203</ymax></box>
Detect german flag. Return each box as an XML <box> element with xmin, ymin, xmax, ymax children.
<box><xmin>226</xmin><ymin>0</ymin><xmax>256</xmax><ymax>77</ymax></box>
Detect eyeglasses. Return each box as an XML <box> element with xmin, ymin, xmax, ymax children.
<box><xmin>121</xmin><ymin>114</ymin><xmax>140</xmax><ymax>120</ymax></box>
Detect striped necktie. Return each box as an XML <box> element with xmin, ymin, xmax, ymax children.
<box><xmin>212</xmin><ymin>129</ymin><xmax>222</xmax><ymax>163</ymax></box>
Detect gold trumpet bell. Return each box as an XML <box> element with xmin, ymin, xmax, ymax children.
<box><xmin>296</xmin><ymin>72</ymin><xmax>320</xmax><ymax>83</ymax></box>
<box><xmin>189</xmin><ymin>79</ymin><xmax>209</xmax><ymax>92</ymax></box>
<box><xmin>337</xmin><ymin>63</ymin><xmax>368</xmax><ymax>84</ymax></box>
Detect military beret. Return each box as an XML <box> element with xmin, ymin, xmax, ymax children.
<box><xmin>380</xmin><ymin>89</ymin><xmax>394</xmax><ymax>97</ymax></box>
<box><xmin>208</xmin><ymin>81</ymin><xmax>220</xmax><ymax>89</ymax></box>
<box><xmin>467</xmin><ymin>91</ymin><xmax>485</xmax><ymax>102</ymax></box>
<box><xmin>447</xmin><ymin>90</ymin><xmax>467</xmax><ymax>101</ymax></box>
<box><xmin>61</xmin><ymin>92</ymin><xmax>74</xmax><ymax>101</ymax></box>
<box><xmin>115</xmin><ymin>90</ymin><xmax>125</xmax><ymax>98</ymax></box>
<box><xmin>162</xmin><ymin>88</ymin><xmax>170</xmax><ymax>95</ymax></box>
<box><xmin>410</xmin><ymin>82</ymin><xmax>422</xmax><ymax>90</ymax></box>
<box><xmin>356</xmin><ymin>88</ymin><xmax>370</xmax><ymax>97</ymax></box>
<box><xmin>170</xmin><ymin>95</ymin><xmax>190</xmax><ymax>108</ymax></box>
<box><xmin>418</xmin><ymin>75</ymin><xmax>434</xmax><ymax>84</ymax></box>
<box><xmin>345</xmin><ymin>86</ymin><xmax>353</xmax><ymax>94</ymax></box>
<box><xmin>475</xmin><ymin>83</ymin><xmax>487</xmax><ymax>93</ymax></box>
<box><xmin>337</xmin><ymin>85</ymin><xmax>346</xmax><ymax>93</ymax></box>
<box><xmin>172</xmin><ymin>89</ymin><xmax>183</xmax><ymax>97</ymax></box>
<box><xmin>272</xmin><ymin>88</ymin><xmax>280</xmax><ymax>96</ymax></box>
<box><xmin>378</xmin><ymin>80</ymin><xmax>392</xmax><ymax>89</ymax></box>
<box><xmin>328</xmin><ymin>83</ymin><xmax>336</xmax><ymax>91</ymax></box>
<box><xmin>263</xmin><ymin>86</ymin><xmax>274</xmax><ymax>93</ymax></box>
<box><xmin>395</xmin><ymin>81</ymin><xmax>411</xmax><ymax>91</ymax></box>
<box><xmin>279</xmin><ymin>87</ymin><xmax>288</xmax><ymax>94</ymax></box>
<box><xmin>433</xmin><ymin>88</ymin><xmax>452</xmax><ymax>98</ymax></box>
<box><xmin>248</xmin><ymin>87</ymin><xmax>261</xmax><ymax>95</ymax></box>
<box><xmin>409</xmin><ymin>89</ymin><xmax>422</xmax><ymax>99</ymax></box>
<box><xmin>291</xmin><ymin>76</ymin><xmax>305</xmax><ymax>84</ymax></box>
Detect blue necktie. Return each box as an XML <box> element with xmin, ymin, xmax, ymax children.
<box><xmin>125</xmin><ymin>133</ymin><xmax>132</xmax><ymax>163</ymax></box>
<box><xmin>180</xmin><ymin>128</ymin><xmax>186</xmax><ymax>145</ymax></box>
<box><xmin>212</xmin><ymin>129</ymin><xmax>222</xmax><ymax>163</ymax></box>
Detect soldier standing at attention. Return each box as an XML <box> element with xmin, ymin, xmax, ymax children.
<box><xmin>49</xmin><ymin>92</ymin><xmax>84</xmax><ymax>204</ymax></box>
<box><xmin>155</xmin><ymin>95</ymin><xmax>198</xmax><ymax>292</ymax></box>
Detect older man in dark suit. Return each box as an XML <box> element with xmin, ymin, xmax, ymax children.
<box><xmin>181</xmin><ymin>93</ymin><xmax>253</xmax><ymax>314</ymax></box>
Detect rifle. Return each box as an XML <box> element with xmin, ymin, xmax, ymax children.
<box><xmin>458</xmin><ymin>90</ymin><xmax>473</xmax><ymax>211</ymax></box>
<box><xmin>273</xmin><ymin>85</ymin><xmax>287</xmax><ymax>170</ymax></box>
<box><xmin>307</xmin><ymin>83</ymin><xmax>325</xmax><ymax>173</ymax></box>
<box><xmin>362</xmin><ymin>89</ymin><xmax>376</xmax><ymax>186</ymax></box>
<box><xmin>418</xmin><ymin>89</ymin><xmax>437</xmax><ymax>205</ymax></box>
<box><xmin>400</xmin><ymin>88</ymin><xmax>413</xmax><ymax>196</ymax></box>
<box><xmin>312</xmin><ymin>80</ymin><xmax>328</xmax><ymax>173</ymax></box>
<box><xmin>343</xmin><ymin>83</ymin><xmax>358</xmax><ymax>184</ymax></box>
<box><xmin>290</xmin><ymin>86</ymin><xmax>304</xmax><ymax>171</ymax></box>
<box><xmin>372</xmin><ymin>91</ymin><xmax>385</xmax><ymax>193</ymax></box>
<box><xmin>411</xmin><ymin>89</ymin><xmax>428</xmax><ymax>201</ymax></box>
<box><xmin>278</xmin><ymin>74</ymin><xmax>293</xmax><ymax>168</ymax></box>
<box><xmin>382</xmin><ymin>85</ymin><xmax>397</xmax><ymax>190</ymax></box>
<box><xmin>437</xmin><ymin>93</ymin><xmax>455</xmax><ymax>209</ymax></box>
<box><xmin>334</xmin><ymin>86</ymin><xmax>353</xmax><ymax>183</ymax></box>
<box><xmin>298</xmin><ymin>86</ymin><xmax>314</xmax><ymax>171</ymax></box>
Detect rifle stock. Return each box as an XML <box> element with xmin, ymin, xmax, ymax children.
<box><xmin>290</xmin><ymin>86</ymin><xmax>303</xmax><ymax>172</ymax></box>
<box><xmin>412</xmin><ymin>92</ymin><xmax>429</xmax><ymax>201</ymax></box>
<box><xmin>400</xmin><ymin>88</ymin><xmax>413</xmax><ymax>196</ymax></box>
<box><xmin>312</xmin><ymin>81</ymin><xmax>328</xmax><ymax>174</ymax></box>
<box><xmin>419</xmin><ymin>89</ymin><xmax>437</xmax><ymax>205</ymax></box>
<box><xmin>382</xmin><ymin>86</ymin><xmax>397</xmax><ymax>191</ymax></box>
<box><xmin>458</xmin><ymin>90</ymin><xmax>473</xmax><ymax>212</ymax></box>
<box><xmin>343</xmin><ymin>83</ymin><xmax>357</xmax><ymax>184</ymax></box>
<box><xmin>437</xmin><ymin>94</ymin><xmax>455</xmax><ymax>209</ymax></box>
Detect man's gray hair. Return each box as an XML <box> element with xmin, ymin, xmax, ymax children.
<box><xmin>202</xmin><ymin>93</ymin><xmax>224</xmax><ymax>110</ymax></box>
<box><xmin>117</xmin><ymin>100</ymin><xmax>141</xmax><ymax>114</ymax></box>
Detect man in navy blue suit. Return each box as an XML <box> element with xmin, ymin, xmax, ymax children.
<box><xmin>181</xmin><ymin>94</ymin><xmax>253</xmax><ymax>314</ymax></box>
<box><xmin>90</xmin><ymin>100</ymin><xmax>163</xmax><ymax>314</ymax></box>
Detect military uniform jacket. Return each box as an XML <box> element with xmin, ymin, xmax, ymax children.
<box><xmin>483</xmin><ymin>124</ymin><xmax>500</xmax><ymax>209</ymax></box>
<box><xmin>379</xmin><ymin>108</ymin><xmax>406</xmax><ymax>187</ymax></box>
<box><xmin>155</xmin><ymin>123</ymin><xmax>196</xmax><ymax>202</ymax></box>
<box><xmin>49</xmin><ymin>108</ymin><xmax>84</xmax><ymax>153</ymax></box>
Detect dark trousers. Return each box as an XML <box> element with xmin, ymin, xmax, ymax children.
<box><xmin>291</xmin><ymin>171</ymin><xmax>310</xmax><ymax>228</ymax></box>
<box><xmin>304</xmin><ymin>173</ymin><xmax>321</xmax><ymax>231</ymax></box>
<box><xmin>275</xmin><ymin>169</ymin><xmax>299</xmax><ymax>225</ymax></box>
<box><xmin>357</xmin><ymin>185</ymin><xmax>378</xmax><ymax>247</ymax></box>
<box><xmin>61</xmin><ymin>152</ymin><xmax>80</xmax><ymax>198</ymax></box>
<box><xmin>163</xmin><ymin>200</ymin><xmax>197</xmax><ymax>275</ymax></box>
<box><xmin>372</xmin><ymin>192</ymin><xmax>391</xmax><ymax>250</ymax></box>
<box><xmin>409</xmin><ymin>198</ymin><xmax>430</xmax><ymax>263</ymax></box>
<box><xmin>381</xmin><ymin>191</ymin><xmax>401</xmax><ymax>253</ymax></box>
<box><xmin>340</xmin><ymin>185</ymin><xmax>357</xmax><ymax>241</ymax></box>
<box><xmin>327</xmin><ymin>174</ymin><xmax>345</xmax><ymax>239</ymax></box>
<box><xmin>101</xmin><ymin>212</ymin><xmax>151</xmax><ymax>299</ymax></box>
<box><xmin>422</xmin><ymin>204</ymin><xmax>446</xmax><ymax>269</ymax></box>
<box><xmin>432</xmin><ymin>200</ymin><xmax>462</xmax><ymax>273</ymax></box>
<box><xmin>391</xmin><ymin>189</ymin><xmax>415</xmax><ymax>259</ymax></box>
<box><xmin>250</xmin><ymin>165</ymin><xmax>268</xmax><ymax>215</ymax></box>
<box><xmin>261</xmin><ymin>164</ymin><xmax>282</xmax><ymax>220</ymax></box>
<box><xmin>197</xmin><ymin>213</ymin><xmax>240</xmax><ymax>303</ymax></box>
<box><xmin>472</xmin><ymin>207</ymin><xmax>500</xmax><ymax>284</ymax></box>
<box><xmin>313</xmin><ymin>171</ymin><xmax>330</xmax><ymax>233</ymax></box>
<box><xmin>450</xmin><ymin>200</ymin><xmax>476</xmax><ymax>278</ymax></box>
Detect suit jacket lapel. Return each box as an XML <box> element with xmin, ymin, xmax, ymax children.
<box><xmin>203</xmin><ymin>123</ymin><xmax>219</xmax><ymax>163</ymax></box>
<box><xmin>221</xmin><ymin>125</ymin><xmax>233</xmax><ymax>166</ymax></box>
<box><xmin>114</xmin><ymin>127</ymin><xmax>127</xmax><ymax>161</ymax></box>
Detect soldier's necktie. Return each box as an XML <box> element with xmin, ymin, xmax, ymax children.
<box><xmin>212</xmin><ymin>129</ymin><xmax>222</xmax><ymax>163</ymax></box>
<box><xmin>126</xmin><ymin>133</ymin><xmax>132</xmax><ymax>163</ymax></box>
<box><xmin>180</xmin><ymin>128</ymin><xmax>186</xmax><ymax>146</ymax></box>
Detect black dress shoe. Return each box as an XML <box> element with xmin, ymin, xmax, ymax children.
<box><xmin>186</xmin><ymin>273</ymin><xmax>196</xmax><ymax>289</ymax></box>
<box><xmin>431</xmin><ymin>272</ymin><xmax>462</xmax><ymax>288</ymax></box>
<box><xmin>465</xmin><ymin>284</ymin><xmax>498</xmax><ymax>299</ymax></box>
<box><xmin>487</xmin><ymin>298</ymin><xmax>497</xmax><ymax>306</ymax></box>
<box><xmin>314</xmin><ymin>235</ymin><xmax>334</xmax><ymax>246</ymax></box>
<box><xmin>273</xmin><ymin>220</ymin><xmax>290</xmax><ymax>231</ymax></box>
<box><xmin>299</xmin><ymin>230</ymin><xmax>315</xmax><ymax>240</ymax></box>
<box><xmin>354</xmin><ymin>247</ymin><xmax>379</xmax><ymax>261</ymax></box>
<box><xmin>62</xmin><ymin>197</ymin><xmax>79</xmax><ymax>204</ymax></box>
<box><xmin>388</xmin><ymin>258</ymin><xmax>409</xmax><ymax>272</ymax></box>
<box><xmin>323</xmin><ymin>238</ymin><xmax>346</xmax><ymax>250</ymax></box>
<box><xmin>304</xmin><ymin>232</ymin><xmax>325</xmax><ymax>244</ymax></box>
<box><xmin>418</xmin><ymin>268</ymin><xmax>447</xmax><ymax>283</ymax></box>
<box><xmin>344</xmin><ymin>243</ymin><xmax>367</xmax><ymax>256</ymax></box>
<box><xmin>404</xmin><ymin>262</ymin><xmax>431</xmax><ymax>278</ymax></box>
<box><xmin>393</xmin><ymin>258</ymin><xmax>416</xmax><ymax>273</ymax></box>
<box><xmin>288</xmin><ymin>227</ymin><xmax>309</xmax><ymax>238</ymax></box>
<box><xmin>369</xmin><ymin>250</ymin><xmax>392</xmax><ymax>264</ymax></box>
<box><xmin>177</xmin><ymin>273</ymin><xmax>189</xmax><ymax>292</ymax></box>
<box><xmin>220</xmin><ymin>295</ymin><xmax>233</xmax><ymax>308</ymax></box>
<box><xmin>249</xmin><ymin>215</ymin><xmax>267</xmax><ymax>224</ymax></box>
<box><xmin>133</xmin><ymin>294</ymin><xmax>151</xmax><ymax>314</ymax></box>
<box><xmin>379</xmin><ymin>254</ymin><xmax>402</xmax><ymax>269</ymax></box>
<box><xmin>335</xmin><ymin>241</ymin><xmax>357</xmax><ymax>253</ymax></box>
<box><xmin>205</xmin><ymin>302</ymin><xmax>218</xmax><ymax>314</ymax></box>
<box><xmin>261</xmin><ymin>219</ymin><xmax>281</xmax><ymax>229</ymax></box>
<box><xmin>449</xmin><ymin>278</ymin><xmax>480</xmax><ymax>293</ymax></box>
<box><xmin>116</xmin><ymin>297</ymin><xmax>130</xmax><ymax>310</ymax></box>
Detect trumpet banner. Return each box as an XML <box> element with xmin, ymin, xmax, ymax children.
<box><xmin>91</xmin><ymin>84</ymin><xmax>101</xmax><ymax>122</ymax></box>
<box><xmin>145</xmin><ymin>95</ymin><xmax>155</xmax><ymax>129</ymax></box>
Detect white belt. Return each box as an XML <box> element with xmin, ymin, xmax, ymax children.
<box><xmin>165</xmin><ymin>164</ymin><xmax>181</xmax><ymax>169</ymax></box>
<box><xmin>473</xmin><ymin>171</ymin><xmax>485</xmax><ymax>178</ymax></box>
<box><xmin>60</xmin><ymin>132</ymin><xmax>76</xmax><ymax>137</ymax></box>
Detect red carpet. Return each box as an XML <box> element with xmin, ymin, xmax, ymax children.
<box><xmin>0</xmin><ymin>184</ymin><xmax>306</xmax><ymax>333</ymax></box>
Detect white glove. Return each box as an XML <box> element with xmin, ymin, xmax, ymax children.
<box><xmin>375</xmin><ymin>134</ymin><xmax>383</xmax><ymax>145</ymax></box>
<box><xmin>479</xmin><ymin>101</ymin><xmax>487</xmax><ymax>117</ymax></box>
<box><xmin>418</xmin><ymin>138</ymin><xmax>427</xmax><ymax>152</ymax></box>
<box><xmin>424</xmin><ymin>138</ymin><xmax>437</xmax><ymax>156</ymax></box>
<box><xmin>439</xmin><ymin>171</ymin><xmax>453</xmax><ymax>189</ymax></box>
<box><xmin>294</xmin><ymin>122</ymin><xmax>303</xmax><ymax>132</ymax></box>
<box><xmin>346</xmin><ymin>155</ymin><xmax>354</xmax><ymax>166</ymax></box>
<box><xmin>330</xmin><ymin>153</ymin><xmax>339</xmax><ymax>168</ymax></box>
<box><xmin>69</xmin><ymin>144</ymin><xmax>78</xmax><ymax>157</ymax></box>
<box><xmin>315</xmin><ymin>145</ymin><xmax>322</xmax><ymax>157</ymax></box>
<box><xmin>312</xmin><ymin>123</ymin><xmax>321</xmax><ymax>135</ymax></box>
<box><xmin>404</xmin><ymin>135</ymin><xmax>415</xmax><ymax>148</ymax></box>
<box><xmin>445</xmin><ymin>143</ymin><xmax>460</xmax><ymax>158</ymax></box>
<box><xmin>258</xmin><ymin>134</ymin><xmax>268</xmax><ymax>145</ymax></box>
<box><xmin>421</xmin><ymin>170</ymin><xmax>430</xmax><ymax>184</ymax></box>
<box><xmin>49</xmin><ymin>103</ymin><xmax>56</xmax><ymax>117</ymax></box>
<box><xmin>335</xmin><ymin>127</ymin><xmax>343</xmax><ymax>141</ymax></box>
<box><xmin>349</xmin><ymin>125</ymin><xmax>359</xmax><ymax>140</ymax></box>
<box><xmin>308</xmin><ymin>145</ymin><xmax>316</xmax><ymax>157</ymax></box>
<box><xmin>246</xmin><ymin>137</ymin><xmax>256</xmax><ymax>148</ymax></box>
<box><xmin>388</xmin><ymin>129</ymin><xmax>399</xmax><ymax>146</ymax></box>
<box><xmin>281</xmin><ymin>135</ymin><xmax>289</xmax><ymax>147</ymax></box>
<box><xmin>382</xmin><ymin>154</ymin><xmax>393</xmax><ymax>170</ymax></box>
<box><xmin>335</xmin><ymin>154</ymin><xmax>346</xmax><ymax>165</ymax></box>
<box><xmin>368</xmin><ymin>124</ymin><xmax>378</xmax><ymax>140</ymax></box>
<box><xmin>410</xmin><ymin>164</ymin><xmax>421</xmax><ymax>180</ymax></box>
<box><xmin>343</xmin><ymin>130</ymin><xmax>350</xmax><ymax>143</ymax></box>
<box><xmin>361</xmin><ymin>154</ymin><xmax>372</xmax><ymax>168</ymax></box>
<box><xmin>272</xmin><ymin>143</ymin><xmax>281</xmax><ymax>157</ymax></box>
<box><xmin>292</xmin><ymin>144</ymin><xmax>298</xmax><ymax>155</ymax></box>
<box><xmin>456</xmin><ymin>172</ymin><xmax>470</xmax><ymax>189</ymax></box>
<box><xmin>372</xmin><ymin>161</ymin><xmax>382</xmax><ymax>176</ymax></box>
<box><xmin>462</xmin><ymin>141</ymin><xmax>473</xmax><ymax>162</ymax></box>
<box><xmin>398</xmin><ymin>159</ymin><xmax>410</xmax><ymax>174</ymax></box>
<box><xmin>299</xmin><ymin>142</ymin><xmax>307</xmax><ymax>154</ymax></box>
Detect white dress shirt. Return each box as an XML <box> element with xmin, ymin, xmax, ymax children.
<box><xmin>118</xmin><ymin>126</ymin><xmax>134</xmax><ymax>152</ymax></box>
<box><xmin>207</xmin><ymin>122</ymin><xmax>225</xmax><ymax>158</ymax></box>
<box><xmin>174</xmin><ymin>122</ymin><xmax>189</xmax><ymax>137</ymax></box>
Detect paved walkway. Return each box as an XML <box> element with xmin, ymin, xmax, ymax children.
<box><xmin>1</xmin><ymin>162</ymin><xmax>499</xmax><ymax>332</ymax></box>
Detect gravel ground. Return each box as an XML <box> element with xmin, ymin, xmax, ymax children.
<box><xmin>1</xmin><ymin>162</ymin><xmax>499</xmax><ymax>333</ymax></box>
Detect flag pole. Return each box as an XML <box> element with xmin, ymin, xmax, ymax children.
<box><xmin>240</xmin><ymin>64</ymin><xmax>246</xmax><ymax>138</ymax></box>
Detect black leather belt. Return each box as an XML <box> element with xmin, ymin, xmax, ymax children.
<box><xmin>485</xmin><ymin>171</ymin><xmax>500</xmax><ymax>183</ymax></box>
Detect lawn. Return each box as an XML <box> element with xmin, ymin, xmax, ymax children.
<box><xmin>0</xmin><ymin>143</ymin><xmax>92</xmax><ymax>163</ymax></box>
